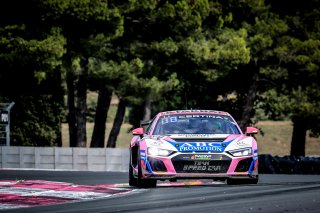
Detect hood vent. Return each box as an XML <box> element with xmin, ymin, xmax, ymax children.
<box><xmin>171</xmin><ymin>138</ymin><xmax>226</xmax><ymax>143</ymax></box>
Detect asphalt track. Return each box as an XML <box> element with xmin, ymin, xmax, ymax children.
<box><xmin>1</xmin><ymin>170</ymin><xmax>320</xmax><ymax>213</ymax></box>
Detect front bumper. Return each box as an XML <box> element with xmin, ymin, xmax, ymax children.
<box><xmin>138</xmin><ymin>152</ymin><xmax>258</xmax><ymax>180</ymax></box>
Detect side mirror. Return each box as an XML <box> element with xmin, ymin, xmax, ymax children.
<box><xmin>132</xmin><ymin>127</ymin><xmax>144</xmax><ymax>135</ymax></box>
<box><xmin>246</xmin><ymin>127</ymin><xmax>259</xmax><ymax>135</ymax></box>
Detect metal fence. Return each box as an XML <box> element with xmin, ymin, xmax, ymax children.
<box><xmin>0</xmin><ymin>146</ymin><xmax>130</xmax><ymax>172</ymax></box>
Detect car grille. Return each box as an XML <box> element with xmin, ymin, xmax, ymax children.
<box><xmin>235</xmin><ymin>158</ymin><xmax>253</xmax><ymax>172</ymax></box>
<box><xmin>171</xmin><ymin>154</ymin><xmax>231</xmax><ymax>173</ymax></box>
<box><xmin>147</xmin><ymin>157</ymin><xmax>167</xmax><ymax>172</ymax></box>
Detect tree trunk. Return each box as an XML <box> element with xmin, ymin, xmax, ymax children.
<box><xmin>290</xmin><ymin>117</ymin><xmax>307</xmax><ymax>156</ymax></box>
<box><xmin>107</xmin><ymin>98</ymin><xmax>126</xmax><ymax>148</ymax></box>
<box><xmin>90</xmin><ymin>87</ymin><xmax>112</xmax><ymax>147</ymax></box>
<box><xmin>76</xmin><ymin>59</ymin><xmax>88</xmax><ymax>147</ymax></box>
<box><xmin>53</xmin><ymin>70</ymin><xmax>64</xmax><ymax>147</ymax></box>
<box><xmin>143</xmin><ymin>90</ymin><xmax>152</xmax><ymax>121</ymax></box>
<box><xmin>238</xmin><ymin>72</ymin><xmax>259</xmax><ymax>132</ymax></box>
<box><xmin>66</xmin><ymin>60</ymin><xmax>77</xmax><ymax>147</ymax></box>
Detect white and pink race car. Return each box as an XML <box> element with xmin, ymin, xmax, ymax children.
<box><xmin>129</xmin><ymin>110</ymin><xmax>259</xmax><ymax>188</ymax></box>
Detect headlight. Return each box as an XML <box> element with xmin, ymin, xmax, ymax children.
<box><xmin>147</xmin><ymin>147</ymin><xmax>174</xmax><ymax>157</ymax></box>
<box><xmin>228</xmin><ymin>148</ymin><xmax>252</xmax><ymax>157</ymax></box>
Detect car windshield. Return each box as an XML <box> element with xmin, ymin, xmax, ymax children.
<box><xmin>152</xmin><ymin>114</ymin><xmax>240</xmax><ymax>135</ymax></box>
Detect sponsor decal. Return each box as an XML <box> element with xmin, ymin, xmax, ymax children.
<box><xmin>183</xmin><ymin>161</ymin><xmax>222</xmax><ymax>172</ymax></box>
<box><xmin>143</xmin><ymin>136</ymin><xmax>164</xmax><ymax>141</ymax></box>
<box><xmin>161</xmin><ymin>116</ymin><xmax>178</xmax><ymax>124</ymax></box>
<box><xmin>191</xmin><ymin>154</ymin><xmax>212</xmax><ymax>160</ymax></box>
<box><xmin>235</xmin><ymin>138</ymin><xmax>251</xmax><ymax>147</ymax></box>
<box><xmin>140</xmin><ymin>150</ymin><xmax>146</xmax><ymax>160</ymax></box>
<box><xmin>236</xmin><ymin>140</ymin><xmax>247</xmax><ymax>147</ymax></box>
<box><xmin>178</xmin><ymin>134</ymin><xmax>214</xmax><ymax>137</ymax></box>
<box><xmin>172</xmin><ymin>134</ymin><xmax>229</xmax><ymax>139</ymax></box>
<box><xmin>140</xmin><ymin>150</ymin><xmax>153</xmax><ymax>174</ymax></box>
<box><xmin>178</xmin><ymin>114</ymin><xmax>230</xmax><ymax>120</ymax></box>
<box><xmin>146</xmin><ymin>139</ymin><xmax>163</xmax><ymax>147</ymax></box>
<box><xmin>254</xmin><ymin>149</ymin><xmax>258</xmax><ymax>159</ymax></box>
<box><xmin>174</xmin><ymin>154</ymin><xmax>230</xmax><ymax>161</ymax></box>
<box><xmin>178</xmin><ymin>142</ymin><xmax>224</xmax><ymax>153</ymax></box>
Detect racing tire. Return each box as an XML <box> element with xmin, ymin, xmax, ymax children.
<box><xmin>137</xmin><ymin>149</ymin><xmax>157</xmax><ymax>188</ymax></box>
<box><xmin>227</xmin><ymin>177</ymin><xmax>259</xmax><ymax>185</ymax></box>
<box><xmin>129</xmin><ymin>158</ymin><xmax>137</xmax><ymax>187</ymax></box>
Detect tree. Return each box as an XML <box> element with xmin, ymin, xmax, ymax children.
<box><xmin>87</xmin><ymin>58</ymin><xmax>144</xmax><ymax>147</ymax></box>
<box><xmin>90</xmin><ymin>88</ymin><xmax>113</xmax><ymax>148</ymax></box>
<box><xmin>149</xmin><ymin>1</ymin><xmax>254</xmax><ymax>117</ymax></box>
<box><xmin>122</xmin><ymin>0</ymin><xmax>263</xmax><ymax>129</ymax></box>
<box><xmin>0</xmin><ymin>0</ymin><xmax>66</xmax><ymax>146</ymax></box>
<box><xmin>39</xmin><ymin>0</ymin><xmax>125</xmax><ymax>147</ymax></box>
<box><xmin>206</xmin><ymin>0</ymin><xmax>289</xmax><ymax>130</ymax></box>
<box><xmin>262</xmin><ymin>0</ymin><xmax>320</xmax><ymax>156</ymax></box>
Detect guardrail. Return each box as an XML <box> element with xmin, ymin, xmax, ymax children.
<box><xmin>0</xmin><ymin>146</ymin><xmax>130</xmax><ymax>172</ymax></box>
<box><xmin>1</xmin><ymin>147</ymin><xmax>320</xmax><ymax>174</ymax></box>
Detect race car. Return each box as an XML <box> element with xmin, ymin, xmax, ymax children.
<box><xmin>129</xmin><ymin>110</ymin><xmax>259</xmax><ymax>188</ymax></box>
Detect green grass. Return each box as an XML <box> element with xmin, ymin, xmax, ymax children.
<box><xmin>62</xmin><ymin>122</ymin><xmax>133</xmax><ymax>148</ymax></box>
<box><xmin>255</xmin><ymin>121</ymin><xmax>320</xmax><ymax>156</ymax></box>
<box><xmin>62</xmin><ymin>94</ymin><xmax>133</xmax><ymax>148</ymax></box>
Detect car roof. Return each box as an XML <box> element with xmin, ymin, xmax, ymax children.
<box><xmin>156</xmin><ymin>110</ymin><xmax>231</xmax><ymax>116</ymax></box>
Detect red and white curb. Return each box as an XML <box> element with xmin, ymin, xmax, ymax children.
<box><xmin>0</xmin><ymin>180</ymin><xmax>223</xmax><ymax>210</ymax></box>
<box><xmin>0</xmin><ymin>180</ymin><xmax>136</xmax><ymax>210</ymax></box>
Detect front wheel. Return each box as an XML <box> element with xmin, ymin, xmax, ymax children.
<box><xmin>129</xmin><ymin>161</ymin><xmax>137</xmax><ymax>187</ymax></box>
<box><xmin>137</xmin><ymin>150</ymin><xmax>157</xmax><ymax>188</ymax></box>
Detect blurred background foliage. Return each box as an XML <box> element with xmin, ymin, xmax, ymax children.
<box><xmin>0</xmin><ymin>0</ymin><xmax>319</xmax><ymax>156</ymax></box>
